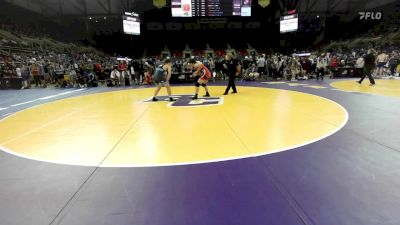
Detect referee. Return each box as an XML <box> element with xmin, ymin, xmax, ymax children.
<box><xmin>357</xmin><ymin>48</ymin><xmax>376</xmax><ymax>86</ymax></box>
<box><xmin>223</xmin><ymin>52</ymin><xmax>241</xmax><ymax>95</ymax></box>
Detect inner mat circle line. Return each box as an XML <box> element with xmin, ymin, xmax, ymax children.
<box><xmin>1</xmin><ymin>101</ymin><xmax>99</xmax><ymax>146</ymax></box>
<box><xmin>0</xmin><ymin>87</ymin><xmax>349</xmax><ymax>168</ymax></box>
<box><xmin>48</xmin><ymin>106</ymin><xmax>150</xmax><ymax>225</ymax></box>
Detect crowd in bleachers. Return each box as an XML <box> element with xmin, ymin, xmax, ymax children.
<box><xmin>1</xmin><ymin>47</ymin><xmax>399</xmax><ymax>90</ymax></box>
<box><xmin>1</xmin><ymin>21</ymin><xmax>399</xmax><ymax>90</ymax></box>
<box><xmin>0</xmin><ymin>48</ymin><xmax>114</xmax><ymax>89</ymax></box>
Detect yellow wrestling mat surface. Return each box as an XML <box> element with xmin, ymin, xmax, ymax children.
<box><xmin>331</xmin><ymin>79</ymin><xmax>400</xmax><ymax>97</ymax></box>
<box><xmin>0</xmin><ymin>86</ymin><xmax>348</xmax><ymax>167</ymax></box>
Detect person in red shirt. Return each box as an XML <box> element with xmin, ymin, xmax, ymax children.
<box><xmin>117</xmin><ymin>60</ymin><xmax>128</xmax><ymax>85</ymax></box>
<box><xmin>192</xmin><ymin>61</ymin><xmax>212</xmax><ymax>100</ymax></box>
<box><xmin>118</xmin><ymin>60</ymin><xmax>127</xmax><ymax>71</ymax></box>
<box><xmin>143</xmin><ymin>62</ymin><xmax>153</xmax><ymax>85</ymax></box>
<box><xmin>331</xmin><ymin>56</ymin><xmax>338</xmax><ymax>68</ymax></box>
<box><xmin>94</xmin><ymin>62</ymin><xmax>102</xmax><ymax>76</ymax></box>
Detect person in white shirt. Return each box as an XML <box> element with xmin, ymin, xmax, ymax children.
<box><xmin>245</xmin><ymin>63</ymin><xmax>260</xmax><ymax>81</ymax></box>
<box><xmin>355</xmin><ymin>54</ymin><xmax>365</xmax><ymax>78</ymax></box>
<box><xmin>355</xmin><ymin>55</ymin><xmax>365</xmax><ymax>68</ymax></box>
<box><xmin>73</xmin><ymin>62</ymin><xmax>79</xmax><ymax>71</ymax></box>
<box><xmin>110</xmin><ymin>67</ymin><xmax>121</xmax><ymax>86</ymax></box>
<box><xmin>130</xmin><ymin>65</ymin><xmax>135</xmax><ymax>80</ymax></box>
<box><xmin>16</xmin><ymin>66</ymin><xmax>22</xmax><ymax>77</ymax></box>
<box><xmin>316</xmin><ymin>54</ymin><xmax>328</xmax><ymax>80</ymax></box>
<box><xmin>208</xmin><ymin>57</ymin><xmax>215</xmax><ymax>72</ymax></box>
<box><xmin>376</xmin><ymin>51</ymin><xmax>388</xmax><ymax>76</ymax></box>
<box><xmin>257</xmin><ymin>54</ymin><xmax>266</xmax><ymax>75</ymax></box>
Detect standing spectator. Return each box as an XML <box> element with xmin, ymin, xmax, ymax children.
<box><xmin>21</xmin><ymin>64</ymin><xmax>30</xmax><ymax>89</ymax></box>
<box><xmin>257</xmin><ymin>54</ymin><xmax>266</xmax><ymax>75</ymax></box>
<box><xmin>30</xmin><ymin>59</ymin><xmax>42</xmax><ymax>87</ymax></box>
<box><xmin>300</xmin><ymin>57</ymin><xmax>312</xmax><ymax>77</ymax></box>
<box><xmin>128</xmin><ymin>62</ymin><xmax>135</xmax><ymax>83</ymax></box>
<box><xmin>117</xmin><ymin>60</ymin><xmax>128</xmax><ymax>85</ymax></box>
<box><xmin>389</xmin><ymin>50</ymin><xmax>399</xmax><ymax>76</ymax></box>
<box><xmin>375</xmin><ymin>50</ymin><xmax>389</xmax><ymax>77</ymax></box>
<box><xmin>276</xmin><ymin>57</ymin><xmax>284</xmax><ymax>79</ymax></box>
<box><xmin>133</xmin><ymin>60</ymin><xmax>142</xmax><ymax>85</ymax></box>
<box><xmin>43</xmin><ymin>60</ymin><xmax>51</xmax><ymax>87</ymax></box>
<box><xmin>290</xmin><ymin>56</ymin><xmax>301</xmax><ymax>81</ymax></box>
<box><xmin>39</xmin><ymin>61</ymin><xmax>47</xmax><ymax>88</ymax></box>
<box><xmin>16</xmin><ymin>64</ymin><xmax>22</xmax><ymax>78</ymax></box>
<box><xmin>208</xmin><ymin>57</ymin><xmax>215</xmax><ymax>73</ymax></box>
<box><xmin>4</xmin><ymin>60</ymin><xmax>16</xmax><ymax>77</ymax></box>
<box><xmin>54</xmin><ymin>63</ymin><xmax>65</xmax><ymax>88</ymax></box>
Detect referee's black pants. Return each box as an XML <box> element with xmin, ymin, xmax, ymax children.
<box><xmin>224</xmin><ymin>75</ymin><xmax>237</xmax><ymax>94</ymax></box>
<box><xmin>359</xmin><ymin>66</ymin><xmax>375</xmax><ymax>85</ymax></box>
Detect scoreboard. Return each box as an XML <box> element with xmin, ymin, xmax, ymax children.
<box><xmin>171</xmin><ymin>0</ymin><xmax>252</xmax><ymax>17</ymax></box>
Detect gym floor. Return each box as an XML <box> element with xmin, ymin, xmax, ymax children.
<box><xmin>0</xmin><ymin>78</ymin><xmax>399</xmax><ymax>225</ymax></box>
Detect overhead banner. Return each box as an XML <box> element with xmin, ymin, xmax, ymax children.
<box><xmin>258</xmin><ymin>0</ymin><xmax>270</xmax><ymax>8</ymax></box>
<box><xmin>153</xmin><ymin>0</ymin><xmax>166</xmax><ymax>9</ymax></box>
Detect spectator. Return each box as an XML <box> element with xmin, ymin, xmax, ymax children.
<box><xmin>331</xmin><ymin>56</ymin><xmax>339</xmax><ymax>68</ymax></box>
<box><xmin>30</xmin><ymin>60</ymin><xmax>42</xmax><ymax>87</ymax></box>
<box><xmin>257</xmin><ymin>54</ymin><xmax>266</xmax><ymax>75</ymax></box>
<box><xmin>143</xmin><ymin>62</ymin><xmax>153</xmax><ymax>85</ymax></box>
<box><xmin>389</xmin><ymin>50</ymin><xmax>399</xmax><ymax>76</ymax></box>
<box><xmin>376</xmin><ymin>50</ymin><xmax>389</xmax><ymax>76</ymax></box>
<box><xmin>110</xmin><ymin>67</ymin><xmax>121</xmax><ymax>86</ymax></box>
<box><xmin>21</xmin><ymin>64</ymin><xmax>30</xmax><ymax>89</ymax></box>
<box><xmin>243</xmin><ymin>63</ymin><xmax>259</xmax><ymax>81</ymax></box>
<box><xmin>290</xmin><ymin>56</ymin><xmax>301</xmax><ymax>81</ymax></box>
<box><xmin>316</xmin><ymin>53</ymin><xmax>328</xmax><ymax>80</ymax></box>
